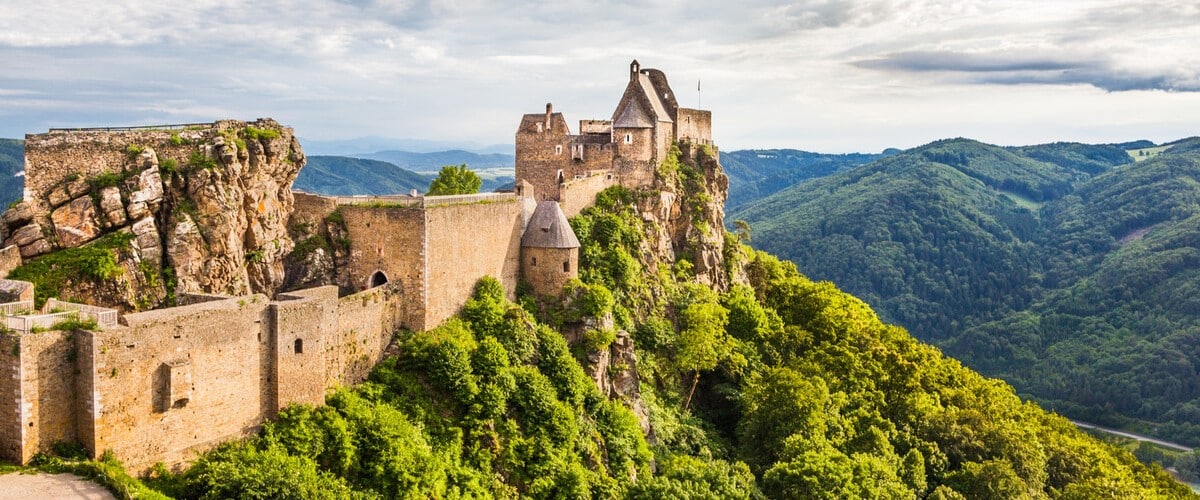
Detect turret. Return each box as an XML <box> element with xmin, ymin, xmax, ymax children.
<box><xmin>630</xmin><ymin>59</ymin><xmax>640</xmax><ymax>81</ymax></box>
<box><xmin>545</xmin><ymin>103</ymin><xmax>553</xmax><ymax>130</ymax></box>
<box><xmin>521</xmin><ymin>201</ymin><xmax>580</xmax><ymax>297</ymax></box>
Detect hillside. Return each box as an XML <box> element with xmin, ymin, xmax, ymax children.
<box><xmin>295</xmin><ymin>155</ymin><xmax>433</xmax><ymax>195</ymax></box>
<box><xmin>720</xmin><ymin>148</ymin><xmax>884</xmax><ymax>209</ymax></box>
<box><xmin>731</xmin><ymin>138</ymin><xmax>1200</xmax><ymax>445</ymax></box>
<box><xmin>7</xmin><ymin>143</ymin><xmax>1190</xmax><ymax>498</ymax></box>
<box><xmin>0</xmin><ymin>139</ymin><xmax>24</xmax><ymax>208</ymax></box>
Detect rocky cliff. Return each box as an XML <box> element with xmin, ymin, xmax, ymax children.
<box><xmin>1</xmin><ymin>119</ymin><xmax>304</xmax><ymax>310</ymax></box>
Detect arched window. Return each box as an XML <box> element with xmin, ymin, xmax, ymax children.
<box><xmin>294</xmin><ymin>338</ymin><xmax>304</xmax><ymax>354</ymax></box>
<box><xmin>555</xmin><ymin>145</ymin><xmax>563</xmax><ymax>155</ymax></box>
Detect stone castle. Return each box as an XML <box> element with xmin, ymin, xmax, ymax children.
<box><xmin>0</xmin><ymin>61</ymin><xmax>714</xmax><ymax>472</ymax></box>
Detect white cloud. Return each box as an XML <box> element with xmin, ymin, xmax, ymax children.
<box><xmin>0</xmin><ymin>0</ymin><xmax>1197</xmax><ymax>152</ymax></box>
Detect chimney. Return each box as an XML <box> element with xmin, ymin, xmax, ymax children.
<box><xmin>630</xmin><ymin>60</ymin><xmax>640</xmax><ymax>81</ymax></box>
<box><xmin>545</xmin><ymin>102</ymin><xmax>553</xmax><ymax>130</ymax></box>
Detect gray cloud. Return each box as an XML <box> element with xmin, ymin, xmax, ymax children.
<box><xmin>855</xmin><ymin>51</ymin><xmax>1200</xmax><ymax>92</ymax></box>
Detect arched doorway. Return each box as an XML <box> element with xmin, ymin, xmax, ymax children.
<box><xmin>368</xmin><ymin>270</ymin><xmax>389</xmax><ymax>288</ymax></box>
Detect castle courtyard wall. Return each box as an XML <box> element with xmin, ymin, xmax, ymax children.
<box><xmin>0</xmin><ymin>331</ymin><xmax>80</xmax><ymax>463</ymax></box>
<box><xmin>422</xmin><ymin>199</ymin><xmax>524</xmax><ymax>329</ymax></box>
<box><xmin>90</xmin><ymin>295</ymin><xmax>272</xmax><ymax>473</ymax></box>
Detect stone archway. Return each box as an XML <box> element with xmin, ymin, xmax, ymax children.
<box><xmin>368</xmin><ymin>270</ymin><xmax>389</xmax><ymax>288</ymax></box>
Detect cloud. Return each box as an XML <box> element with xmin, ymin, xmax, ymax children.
<box><xmin>855</xmin><ymin>50</ymin><xmax>1200</xmax><ymax>92</ymax></box>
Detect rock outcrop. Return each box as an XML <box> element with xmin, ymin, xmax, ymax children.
<box><xmin>1</xmin><ymin>119</ymin><xmax>305</xmax><ymax>310</ymax></box>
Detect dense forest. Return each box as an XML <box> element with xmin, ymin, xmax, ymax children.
<box><xmin>731</xmin><ymin>137</ymin><xmax>1200</xmax><ymax>445</ymax></box>
<box><xmin>35</xmin><ymin>149</ymin><xmax>1182</xmax><ymax>498</ymax></box>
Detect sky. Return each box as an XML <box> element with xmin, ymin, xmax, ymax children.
<box><xmin>1</xmin><ymin>0</ymin><xmax>1198</xmax><ymax>153</ymax></box>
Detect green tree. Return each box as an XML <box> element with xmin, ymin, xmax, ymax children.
<box><xmin>427</xmin><ymin>164</ymin><xmax>482</xmax><ymax>196</ymax></box>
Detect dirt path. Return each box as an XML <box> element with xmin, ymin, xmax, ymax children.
<box><xmin>0</xmin><ymin>472</ymin><xmax>114</xmax><ymax>499</ymax></box>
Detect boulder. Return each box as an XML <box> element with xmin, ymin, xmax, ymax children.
<box><xmin>51</xmin><ymin>197</ymin><xmax>101</xmax><ymax>247</ymax></box>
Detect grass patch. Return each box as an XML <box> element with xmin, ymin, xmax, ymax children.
<box><xmin>30</xmin><ymin>451</ymin><xmax>170</xmax><ymax>500</ymax></box>
<box><xmin>242</xmin><ymin>126</ymin><xmax>281</xmax><ymax>141</ymax></box>
<box><xmin>159</xmin><ymin>158</ymin><xmax>178</xmax><ymax>175</ymax></box>
<box><xmin>290</xmin><ymin>235</ymin><xmax>329</xmax><ymax>260</ymax></box>
<box><xmin>7</xmin><ymin>232</ymin><xmax>133</xmax><ymax>308</ymax></box>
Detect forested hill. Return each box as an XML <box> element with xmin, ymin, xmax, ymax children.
<box><xmin>721</xmin><ymin>148</ymin><xmax>886</xmax><ymax>209</ymax></box>
<box><xmin>295</xmin><ymin>155</ymin><xmax>434</xmax><ymax>195</ymax></box>
<box><xmin>731</xmin><ymin>137</ymin><xmax>1200</xmax><ymax>445</ymax></box>
<box><xmin>0</xmin><ymin>139</ymin><xmax>25</xmax><ymax>208</ymax></box>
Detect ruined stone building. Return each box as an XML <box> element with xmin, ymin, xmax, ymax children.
<box><xmin>515</xmin><ymin>60</ymin><xmax>713</xmax><ymax>214</ymax></box>
<box><xmin>0</xmin><ymin>60</ymin><xmax>712</xmax><ymax>473</ymax></box>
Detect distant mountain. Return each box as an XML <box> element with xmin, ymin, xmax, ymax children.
<box><xmin>300</xmin><ymin>136</ymin><xmax>512</xmax><ymax>156</ymax></box>
<box><xmin>355</xmin><ymin>150</ymin><xmax>514</xmax><ymax>172</ymax></box>
<box><xmin>720</xmin><ymin>149</ymin><xmax>886</xmax><ymax>209</ymax></box>
<box><xmin>728</xmin><ymin>138</ymin><xmax>1200</xmax><ymax>445</ymax></box>
<box><xmin>295</xmin><ymin>156</ymin><xmax>434</xmax><ymax>196</ymax></box>
<box><xmin>297</xmin><ymin>155</ymin><xmax>514</xmax><ymax>195</ymax></box>
<box><xmin>0</xmin><ymin>139</ymin><xmax>24</xmax><ymax>208</ymax></box>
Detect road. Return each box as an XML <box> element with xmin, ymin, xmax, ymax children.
<box><xmin>1072</xmin><ymin>420</ymin><xmax>1194</xmax><ymax>452</ymax></box>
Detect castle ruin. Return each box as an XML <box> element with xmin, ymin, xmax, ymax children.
<box><xmin>0</xmin><ymin>60</ymin><xmax>713</xmax><ymax>472</ymax></box>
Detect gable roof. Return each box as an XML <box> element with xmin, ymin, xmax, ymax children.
<box><xmin>522</xmin><ymin>201</ymin><xmax>581</xmax><ymax>248</ymax></box>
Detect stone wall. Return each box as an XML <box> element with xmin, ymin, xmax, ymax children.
<box><xmin>338</xmin><ymin>205</ymin><xmax>425</xmax><ymax>328</ymax></box>
<box><xmin>422</xmin><ymin>199</ymin><xmax>524</xmax><ymax>329</ymax></box>
<box><xmin>522</xmin><ymin>247</ymin><xmax>578</xmax><ymax>297</ymax></box>
<box><xmin>0</xmin><ymin>334</ymin><xmax>22</xmax><ymax>461</ymax></box>
<box><xmin>90</xmin><ymin>295</ymin><xmax>272</xmax><ymax>472</ymax></box>
<box><xmin>328</xmin><ymin>285</ymin><xmax>399</xmax><ymax>386</ymax></box>
<box><xmin>558</xmin><ymin>171</ymin><xmax>617</xmax><ymax>218</ymax></box>
<box><xmin>9</xmin><ymin>331</ymin><xmax>79</xmax><ymax>463</ymax></box>
<box><xmin>676</xmin><ymin>108</ymin><xmax>712</xmax><ymax>145</ymax></box>
<box><xmin>272</xmin><ymin>286</ymin><xmax>336</xmax><ymax>411</ymax></box>
<box><xmin>0</xmin><ymin>246</ymin><xmax>21</xmax><ymax>278</ymax></box>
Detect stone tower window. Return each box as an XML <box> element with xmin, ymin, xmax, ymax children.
<box><xmin>531</xmin><ymin>256</ymin><xmax>537</xmax><ymax>267</ymax></box>
<box><xmin>624</xmin><ymin>133</ymin><xmax>632</xmax><ymax>144</ymax></box>
<box><xmin>563</xmin><ymin>261</ymin><xmax>570</xmax><ymax>272</ymax></box>
<box><xmin>555</xmin><ymin>145</ymin><xmax>563</xmax><ymax>155</ymax></box>
<box><xmin>294</xmin><ymin>338</ymin><xmax>304</xmax><ymax>354</ymax></box>
<box><xmin>537</xmin><ymin>122</ymin><xmax>544</xmax><ymax>133</ymax></box>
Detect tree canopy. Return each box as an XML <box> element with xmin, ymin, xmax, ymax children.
<box><xmin>427</xmin><ymin>163</ymin><xmax>482</xmax><ymax>196</ymax></box>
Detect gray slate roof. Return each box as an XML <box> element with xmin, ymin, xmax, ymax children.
<box><xmin>522</xmin><ymin>201</ymin><xmax>581</xmax><ymax>248</ymax></box>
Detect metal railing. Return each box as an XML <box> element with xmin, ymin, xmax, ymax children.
<box><xmin>47</xmin><ymin>122</ymin><xmax>215</xmax><ymax>133</ymax></box>
<box><xmin>0</xmin><ymin>301</ymin><xmax>34</xmax><ymax>316</ymax></box>
<box><xmin>44</xmin><ymin>299</ymin><xmax>119</xmax><ymax>328</ymax></box>
<box><xmin>5</xmin><ymin>311</ymin><xmax>78</xmax><ymax>332</ymax></box>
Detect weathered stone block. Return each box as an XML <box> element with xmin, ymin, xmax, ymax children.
<box><xmin>51</xmin><ymin>197</ymin><xmax>101</xmax><ymax>248</ymax></box>
<box><xmin>8</xmin><ymin>223</ymin><xmax>43</xmax><ymax>247</ymax></box>
<box><xmin>18</xmin><ymin>239</ymin><xmax>51</xmax><ymax>259</ymax></box>
<box><xmin>99</xmin><ymin>186</ymin><xmax>126</xmax><ymax>226</ymax></box>
<box><xmin>1</xmin><ymin>203</ymin><xmax>34</xmax><ymax>228</ymax></box>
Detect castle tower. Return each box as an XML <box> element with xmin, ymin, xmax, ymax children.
<box><xmin>521</xmin><ymin>201</ymin><xmax>580</xmax><ymax>296</ymax></box>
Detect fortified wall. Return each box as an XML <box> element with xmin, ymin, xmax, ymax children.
<box><xmin>0</xmin><ymin>282</ymin><xmax>399</xmax><ymax>472</ymax></box>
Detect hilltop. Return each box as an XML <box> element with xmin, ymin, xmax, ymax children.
<box><xmin>732</xmin><ymin>136</ymin><xmax>1200</xmax><ymax>446</ymax></box>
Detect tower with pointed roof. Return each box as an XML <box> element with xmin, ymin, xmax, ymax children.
<box><xmin>521</xmin><ymin>200</ymin><xmax>581</xmax><ymax>296</ymax></box>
